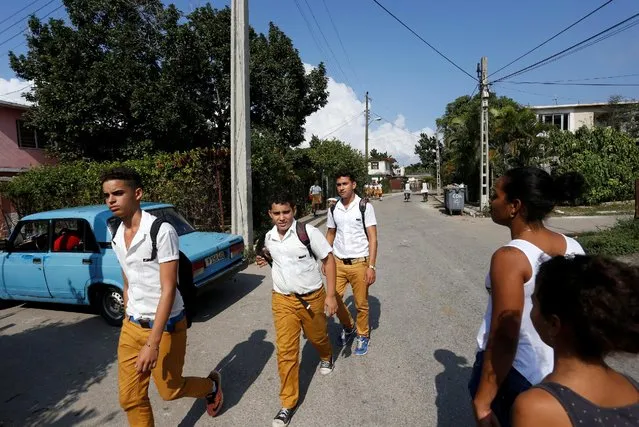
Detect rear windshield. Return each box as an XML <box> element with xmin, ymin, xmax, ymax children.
<box><xmin>107</xmin><ymin>207</ymin><xmax>196</xmax><ymax>237</ymax></box>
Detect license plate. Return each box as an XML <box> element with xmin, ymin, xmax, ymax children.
<box><xmin>204</xmin><ymin>251</ymin><xmax>226</xmax><ymax>267</ymax></box>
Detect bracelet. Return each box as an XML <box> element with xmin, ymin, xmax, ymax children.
<box><xmin>145</xmin><ymin>343</ymin><xmax>159</xmax><ymax>351</ymax></box>
<box><xmin>369</xmin><ymin>265</ymin><xmax>376</xmax><ymax>271</ymax></box>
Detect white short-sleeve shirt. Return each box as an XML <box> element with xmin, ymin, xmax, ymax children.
<box><xmin>112</xmin><ymin>210</ymin><xmax>184</xmax><ymax>320</ymax></box>
<box><xmin>327</xmin><ymin>195</ymin><xmax>377</xmax><ymax>259</ymax></box>
<box><xmin>265</xmin><ymin>221</ymin><xmax>332</xmax><ymax>295</ymax></box>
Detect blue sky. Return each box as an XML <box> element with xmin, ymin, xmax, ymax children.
<box><xmin>0</xmin><ymin>0</ymin><xmax>638</xmax><ymax>164</ymax></box>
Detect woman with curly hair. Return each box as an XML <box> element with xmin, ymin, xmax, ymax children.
<box><xmin>512</xmin><ymin>255</ymin><xmax>639</xmax><ymax>426</ymax></box>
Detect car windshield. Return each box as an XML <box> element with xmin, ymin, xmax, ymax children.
<box><xmin>106</xmin><ymin>207</ymin><xmax>196</xmax><ymax>237</ymax></box>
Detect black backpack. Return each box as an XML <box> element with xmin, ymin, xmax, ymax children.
<box><xmin>113</xmin><ymin>219</ymin><xmax>197</xmax><ymax>328</ymax></box>
<box><xmin>330</xmin><ymin>197</ymin><xmax>369</xmax><ymax>239</ymax></box>
<box><xmin>261</xmin><ymin>221</ymin><xmax>315</xmax><ymax>266</ymax></box>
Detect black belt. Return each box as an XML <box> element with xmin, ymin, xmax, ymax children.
<box><xmin>129</xmin><ymin>311</ymin><xmax>185</xmax><ymax>333</ymax></box>
<box><xmin>292</xmin><ymin>288</ymin><xmax>321</xmax><ymax>311</ymax></box>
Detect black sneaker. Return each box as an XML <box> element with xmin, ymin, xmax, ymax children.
<box><xmin>319</xmin><ymin>357</ymin><xmax>334</xmax><ymax>375</ymax></box>
<box><xmin>337</xmin><ymin>325</ymin><xmax>356</xmax><ymax>347</ymax></box>
<box><xmin>272</xmin><ymin>407</ymin><xmax>294</xmax><ymax>427</ymax></box>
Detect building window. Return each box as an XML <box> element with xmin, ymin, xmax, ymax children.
<box><xmin>370</xmin><ymin>161</ymin><xmax>379</xmax><ymax>170</ymax></box>
<box><xmin>16</xmin><ymin>120</ymin><xmax>47</xmax><ymax>149</ymax></box>
<box><xmin>538</xmin><ymin>114</ymin><xmax>569</xmax><ymax>131</ymax></box>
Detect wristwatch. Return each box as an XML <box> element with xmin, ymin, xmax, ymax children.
<box><xmin>368</xmin><ymin>265</ymin><xmax>376</xmax><ymax>271</ymax></box>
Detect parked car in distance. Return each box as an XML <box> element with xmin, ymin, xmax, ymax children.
<box><xmin>0</xmin><ymin>203</ymin><xmax>247</xmax><ymax>326</ymax></box>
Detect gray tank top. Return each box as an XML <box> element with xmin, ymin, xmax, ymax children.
<box><xmin>534</xmin><ymin>377</ymin><xmax>639</xmax><ymax>426</ymax></box>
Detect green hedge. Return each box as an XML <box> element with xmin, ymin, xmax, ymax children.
<box><xmin>1</xmin><ymin>148</ymin><xmax>230</xmax><ymax>232</ymax></box>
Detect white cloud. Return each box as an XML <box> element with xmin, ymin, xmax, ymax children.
<box><xmin>0</xmin><ymin>78</ymin><xmax>33</xmax><ymax>105</ymax></box>
<box><xmin>303</xmin><ymin>64</ymin><xmax>434</xmax><ymax>166</ymax></box>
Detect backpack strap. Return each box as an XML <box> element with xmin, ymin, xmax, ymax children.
<box><xmin>143</xmin><ymin>218</ymin><xmax>166</xmax><ymax>262</ymax></box>
<box><xmin>295</xmin><ymin>221</ymin><xmax>315</xmax><ymax>260</ymax></box>
<box><xmin>330</xmin><ymin>197</ymin><xmax>369</xmax><ymax>240</ymax></box>
<box><xmin>359</xmin><ymin>197</ymin><xmax>369</xmax><ymax>239</ymax></box>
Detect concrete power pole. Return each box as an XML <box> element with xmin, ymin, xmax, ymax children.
<box><xmin>364</xmin><ymin>91</ymin><xmax>370</xmax><ymax>171</ymax></box>
<box><xmin>231</xmin><ymin>0</ymin><xmax>253</xmax><ymax>246</ymax></box>
<box><xmin>478</xmin><ymin>57</ymin><xmax>490</xmax><ymax>211</ymax></box>
<box><xmin>435</xmin><ymin>136</ymin><xmax>441</xmax><ymax>195</ymax></box>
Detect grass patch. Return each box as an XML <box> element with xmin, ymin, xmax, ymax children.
<box><xmin>575</xmin><ymin>219</ymin><xmax>639</xmax><ymax>256</ymax></box>
<box><xmin>552</xmin><ymin>201</ymin><xmax>635</xmax><ymax>217</ymax></box>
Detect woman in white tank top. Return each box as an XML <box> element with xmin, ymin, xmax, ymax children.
<box><xmin>469</xmin><ymin>167</ymin><xmax>585</xmax><ymax>427</ymax></box>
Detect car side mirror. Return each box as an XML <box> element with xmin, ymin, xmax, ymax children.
<box><xmin>0</xmin><ymin>239</ymin><xmax>11</xmax><ymax>252</ymax></box>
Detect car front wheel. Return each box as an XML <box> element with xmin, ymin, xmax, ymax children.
<box><xmin>99</xmin><ymin>286</ymin><xmax>124</xmax><ymax>326</ymax></box>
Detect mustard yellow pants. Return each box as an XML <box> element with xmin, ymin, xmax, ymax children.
<box><xmin>118</xmin><ymin>317</ymin><xmax>213</xmax><ymax>427</ymax></box>
<box><xmin>272</xmin><ymin>287</ymin><xmax>332</xmax><ymax>409</ymax></box>
<box><xmin>334</xmin><ymin>258</ymin><xmax>370</xmax><ymax>337</ymax></box>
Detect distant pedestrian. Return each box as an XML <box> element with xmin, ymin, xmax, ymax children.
<box><xmin>256</xmin><ymin>192</ymin><xmax>338</xmax><ymax>427</ymax></box>
<box><xmin>469</xmin><ymin>167</ymin><xmax>585</xmax><ymax>427</ymax></box>
<box><xmin>309</xmin><ymin>181</ymin><xmax>322</xmax><ymax>217</ymax></box>
<box><xmin>327</xmin><ymin>171</ymin><xmax>378</xmax><ymax>356</ymax></box>
<box><xmin>512</xmin><ymin>255</ymin><xmax>639</xmax><ymax>427</ymax></box>
<box><xmin>102</xmin><ymin>167</ymin><xmax>222</xmax><ymax>427</ymax></box>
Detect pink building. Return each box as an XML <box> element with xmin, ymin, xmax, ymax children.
<box><xmin>0</xmin><ymin>100</ymin><xmax>54</xmax><ymax>237</ymax></box>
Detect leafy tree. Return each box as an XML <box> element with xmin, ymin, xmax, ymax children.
<box><xmin>10</xmin><ymin>1</ymin><xmax>328</xmax><ymax>160</ymax></box>
<box><xmin>546</xmin><ymin>127</ymin><xmax>639</xmax><ymax>204</ymax></box>
<box><xmin>369</xmin><ymin>149</ymin><xmax>389</xmax><ymax>160</ymax></box>
<box><xmin>436</xmin><ymin>92</ymin><xmax>550</xmax><ymax>200</ymax></box>
<box><xmin>414</xmin><ymin>132</ymin><xmax>442</xmax><ymax>175</ymax></box>
<box><xmin>600</xmin><ymin>95</ymin><xmax>639</xmax><ymax>139</ymax></box>
<box><xmin>404</xmin><ymin>163</ymin><xmax>429</xmax><ymax>175</ymax></box>
<box><xmin>307</xmin><ymin>136</ymin><xmax>367</xmax><ymax>187</ymax></box>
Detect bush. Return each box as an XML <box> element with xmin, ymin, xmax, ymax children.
<box><xmin>576</xmin><ymin>219</ymin><xmax>639</xmax><ymax>256</ymax></box>
<box><xmin>547</xmin><ymin>127</ymin><xmax>639</xmax><ymax>205</ymax></box>
<box><xmin>1</xmin><ymin>148</ymin><xmax>230</xmax><ymax>232</ymax></box>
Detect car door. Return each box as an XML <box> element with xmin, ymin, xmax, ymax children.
<box><xmin>43</xmin><ymin>219</ymin><xmax>101</xmax><ymax>301</ymax></box>
<box><xmin>2</xmin><ymin>220</ymin><xmax>51</xmax><ymax>298</ymax></box>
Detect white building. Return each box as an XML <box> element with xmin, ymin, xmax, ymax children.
<box><xmin>529</xmin><ymin>101</ymin><xmax>638</xmax><ymax>133</ymax></box>
<box><xmin>367</xmin><ymin>158</ymin><xmax>399</xmax><ymax>183</ymax></box>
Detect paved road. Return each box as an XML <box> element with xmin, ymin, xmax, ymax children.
<box><xmin>1</xmin><ymin>195</ymin><xmax>636</xmax><ymax>426</ymax></box>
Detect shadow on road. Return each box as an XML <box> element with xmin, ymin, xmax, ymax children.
<box><xmin>179</xmin><ymin>329</ymin><xmax>274</xmax><ymax>425</ymax></box>
<box><xmin>434</xmin><ymin>349</ymin><xmax>474</xmax><ymax>427</ymax></box>
<box><xmin>193</xmin><ymin>272</ymin><xmax>265</xmax><ymax>324</ymax></box>
<box><xmin>328</xmin><ymin>294</ymin><xmax>381</xmax><ymax>359</ymax></box>
<box><xmin>0</xmin><ymin>316</ymin><xmax>119</xmax><ymax>426</ymax></box>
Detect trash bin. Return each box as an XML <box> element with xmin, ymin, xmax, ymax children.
<box><xmin>444</xmin><ymin>187</ymin><xmax>465</xmax><ymax>215</ymax></box>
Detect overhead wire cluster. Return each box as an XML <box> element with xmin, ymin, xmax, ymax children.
<box><xmin>491</xmin><ymin>5</ymin><xmax>639</xmax><ymax>90</ymax></box>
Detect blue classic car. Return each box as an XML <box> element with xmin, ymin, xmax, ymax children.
<box><xmin>0</xmin><ymin>203</ymin><xmax>247</xmax><ymax>325</ymax></box>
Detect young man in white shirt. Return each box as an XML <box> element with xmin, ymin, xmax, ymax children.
<box><xmin>256</xmin><ymin>193</ymin><xmax>338</xmax><ymax>427</ymax></box>
<box><xmin>326</xmin><ymin>171</ymin><xmax>378</xmax><ymax>356</ymax></box>
<box><xmin>101</xmin><ymin>167</ymin><xmax>223</xmax><ymax>426</ymax></box>
<box><xmin>308</xmin><ymin>181</ymin><xmax>322</xmax><ymax>217</ymax></box>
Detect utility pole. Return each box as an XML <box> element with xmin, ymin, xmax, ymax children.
<box><xmin>435</xmin><ymin>136</ymin><xmax>441</xmax><ymax>195</ymax></box>
<box><xmin>478</xmin><ymin>57</ymin><xmax>490</xmax><ymax>212</ymax></box>
<box><xmin>364</xmin><ymin>91</ymin><xmax>370</xmax><ymax>173</ymax></box>
<box><xmin>231</xmin><ymin>0</ymin><xmax>253</xmax><ymax>246</ymax></box>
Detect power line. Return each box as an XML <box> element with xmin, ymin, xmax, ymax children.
<box><xmin>490</xmin><ymin>0</ymin><xmax>613</xmax><ymax>78</ymax></box>
<box><xmin>0</xmin><ymin>0</ymin><xmax>58</xmax><ymax>37</ymax></box>
<box><xmin>494</xmin><ymin>12</ymin><xmax>639</xmax><ymax>83</ymax></box>
<box><xmin>0</xmin><ymin>83</ymin><xmax>33</xmax><ymax>97</ymax></box>
<box><xmin>0</xmin><ymin>3</ymin><xmax>64</xmax><ymax>49</ymax></box>
<box><xmin>371</xmin><ymin>111</ymin><xmax>420</xmax><ymax>140</ymax></box>
<box><xmin>320</xmin><ymin>111</ymin><xmax>364</xmax><ymax>139</ymax></box>
<box><xmin>320</xmin><ymin>0</ymin><xmax>362</xmax><ymax>85</ymax></box>
<box><xmin>532</xmin><ymin>73</ymin><xmax>639</xmax><ymax>83</ymax></box>
<box><xmin>292</xmin><ymin>0</ymin><xmax>330</xmax><ymax>65</ymax></box>
<box><xmin>369</xmin><ymin>0</ymin><xmax>477</xmax><ymax>81</ymax></box>
<box><xmin>493</xmin><ymin>83</ymin><xmax>587</xmax><ymax>102</ymax></box>
<box><xmin>504</xmin><ymin>81</ymin><xmax>639</xmax><ymax>87</ymax></box>
<box><xmin>0</xmin><ymin>0</ymin><xmax>45</xmax><ymax>28</ymax></box>
<box><xmin>301</xmin><ymin>0</ymin><xmax>351</xmax><ymax>85</ymax></box>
